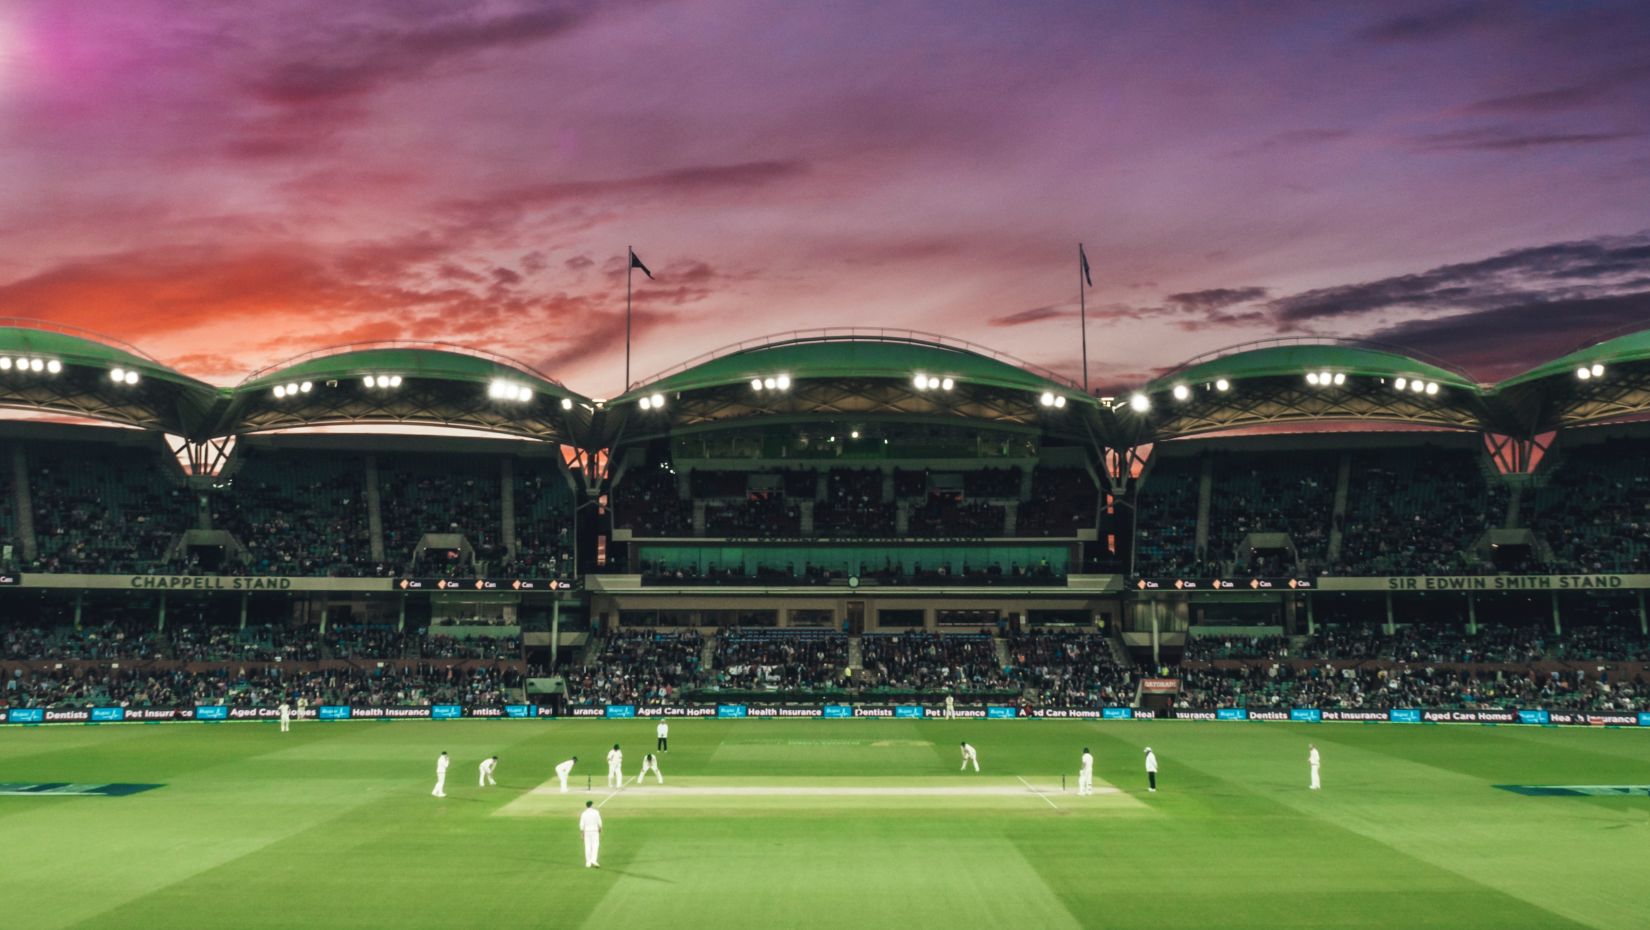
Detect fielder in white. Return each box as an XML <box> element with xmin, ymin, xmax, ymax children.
<box><xmin>637</xmin><ymin>752</ymin><xmax>663</xmax><ymax>785</ymax></box>
<box><xmin>579</xmin><ymin>800</ymin><xmax>603</xmax><ymax>868</ymax></box>
<box><xmin>1078</xmin><ymin>747</ymin><xmax>1094</xmax><ymax>796</ymax></box>
<box><xmin>606</xmin><ymin>744</ymin><xmax>624</xmax><ymax>788</ymax></box>
<box><xmin>944</xmin><ymin>694</ymin><xmax>955</xmax><ymax>719</ymax></box>
<box><xmin>656</xmin><ymin>720</ymin><xmax>669</xmax><ymax>752</ymax></box>
<box><xmin>432</xmin><ymin>751</ymin><xmax>449</xmax><ymax>798</ymax></box>
<box><xmin>556</xmin><ymin>756</ymin><xmax>577</xmax><ymax>793</ymax></box>
<box><xmin>278</xmin><ymin>701</ymin><xmax>291</xmax><ymax>733</ymax></box>
<box><xmin>959</xmin><ymin>741</ymin><xmax>979</xmax><ymax>772</ymax></box>
<box><xmin>479</xmin><ymin>755</ymin><xmax>498</xmax><ymax>787</ymax></box>
<box><xmin>1309</xmin><ymin>743</ymin><xmax>1321</xmax><ymax>790</ymax></box>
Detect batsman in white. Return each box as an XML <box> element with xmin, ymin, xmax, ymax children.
<box><xmin>1078</xmin><ymin>747</ymin><xmax>1094</xmax><ymax>796</ymax></box>
<box><xmin>959</xmin><ymin>741</ymin><xmax>979</xmax><ymax>772</ymax></box>
<box><xmin>606</xmin><ymin>743</ymin><xmax>624</xmax><ymax>787</ymax></box>
<box><xmin>556</xmin><ymin>756</ymin><xmax>578</xmax><ymax>793</ymax></box>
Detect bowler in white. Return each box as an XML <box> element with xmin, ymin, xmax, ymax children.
<box><xmin>1309</xmin><ymin>743</ymin><xmax>1321</xmax><ymax>790</ymax></box>
<box><xmin>479</xmin><ymin>755</ymin><xmax>498</xmax><ymax>787</ymax></box>
<box><xmin>556</xmin><ymin>756</ymin><xmax>577</xmax><ymax>793</ymax></box>
<box><xmin>1078</xmin><ymin>748</ymin><xmax>1095</xmax><ymax>796</ymax></box>
<box><xmin>433</xmin><ymin>751</ymin><xmax>449</xmax><ymax>798</ymax></box>
<box><xmin>579</xmin><ymin>801</ymin><xmax>603</xmax><ymax>868</ymax></box>
<box><xmin>606</xmin><ymin>744</ymin><xmax>624</xmax><ymax>787</ymax></box>
<box><xmin>638</xmin><ymin>752</ymin><xmax>663</xmax><ymax>785</ymax></box>
<box><xmin>959</xmin><ymin>741</ymin><xmax>979</xmax><ymax>772</ymax></box>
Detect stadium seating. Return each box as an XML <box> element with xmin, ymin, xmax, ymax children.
<box><xmin>1527</xmin><ymin>437</ymin><xmax>1650</xmax><ymax>572</ymax></box>
<box><xmin>26</xmin><ymin>441</ymin><xmax>194</xmax><ymax>573</ymax></box>
<box><xmin>1334</xmin><ymin>447</ymin><xmax>1506</xmax><ymax>575</ymax></box>
<box><xmin>211</xmin><ymin>449</ymin><xmax>377</xmax><ymax>576</ymax></box>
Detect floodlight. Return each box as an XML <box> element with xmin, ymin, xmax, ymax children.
<box><xmin>0</xmin><ymin>358</ymin><xmax>11</xmax><ymax>370</ymax></box>
<box><xmin>389</xmin><ymin>375</ymin><xmax>402</xmax><ymax>387</ymax></box>
<box><xmin>46</xmin><ymin>359</ymin><xmax>62</xmax><ymax>374</ymax></box>
<box><xmin>1332</xmin><ymin>372</ymin><xmax>1345</xmax><ymax>386</ymax></box>
<box><xmin>776</xmin><ymin>374</ymin><xmax>791</xmax><ymax>390</ymax></box>
<box><xmin>1394</xmin><ymin>377</ymin><xmax>1407</xmax><ymax>391</ymax></box>
<box><xmin>1214</xmin><ymin>378</ymin><xmax>1230</xmax><ymax>392</ymax></box>
<box><xmin>850</xmin><ymin>430</ymin><xmax>860</xmax><ymax>439</ymax></box>
<box><xmin>913</xmin><ymin>373</ymin><xmax>930</xmax><ymax>389</ymax></box>
<box><xmin>940</xmin><ymin>377</ymin><xmax>954</xmax><ymax>391</ymax></box>
<box><xmin>29</xmin><ymin>358</ymin><xmax>44</xmax><ymax>372</ymax></box>
<box><xmin>648</xmin><ymin>393</ymin><xmax>664</xmax><ymax>409</ymax></box>
<box><xmin>1576</xmin><ymin>366</ymin><xmax>1591</xmax><ymax>380</ymax></box>
<box><xmin>273</xmin><ymin>385</ymin><xmax>287</xmax><ymax>398</ymax></box>
<box><xmin>300</xmin><ymin>381</ymin><xmax>312</xmax><ymax>393</ymax></box>
<box><xmin>1425</xmin><ymin>382</ymin><xmax>1439</xmax><ymax>396</ymax></box>
<box><xmin>763</xmin><ymin>377</ymin><xmax>776</xmax><ymax>390</ymax></box>
<box><xmin>561</xmin><ymin>398</ymin><xmax>574</xmax><ymax>410</ymax></box>
<box><xmin>1054</xmin><ymin>395</ymin><xmax>1066</xmax><ymax>408</ymax></box>
<box><xmin>751</xmin><ymin>378</ymin><xmax>763</xmax><ymax>391</ymax></box>
<box><xmin>516</xmin><ymin>385</ymin><xmax>532</xmax><ymax>402</ymax></box>
<box><xmin>124</xmin><ymin>370</ymin><xmax>140</xmax><ymax>385</ymax></box>
<box><xmin>1129</xmin><ymin>393</ymin><xmax>1150</xmax><ymax>412</ymax></box>
<box><xmin>111</xmin><ymin>368</ymin><xmax>126</xmax><ymax>382</ymax></box>
<box><xmin>1411</xmin><ymin>379</ymin><xmax>1425</xmax><ymax>393</ymax></box>
<box><xmin>364</xmin><ymin>375</ymin><xmax>377</xmax><ymax>387</ymax></box>
<box><xmin>1590</xmin><ymin>363</ymin><xmax>1604</xmax><ymax>377</ymax></box>
<box><xmin>1172</xmin><ymin>384</ymin><xmax>1190</xmax><ymax>401</ymax></box>
<box><xmin>1039</xmin><ymin>391</ymin><xmax>1055</xmax><ymax>407</ymax></box>
<box><xmin>1306</xmin><ymin>372</ymin><xmax>1320</xmax><ymax>385</ymax></box>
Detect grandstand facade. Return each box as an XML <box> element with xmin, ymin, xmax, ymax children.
<box><xmin>3</xmin><ymin>322</ymin><xmax>1648</xmax><ymax>718</ymax></box>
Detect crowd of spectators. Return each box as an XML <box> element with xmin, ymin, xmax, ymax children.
<box><xmin>379</xmin><ymin>457</ymin><xmax>504</xmax><ymax>569</ymax></box>
<box><xmin>27</xmin><ymin>442</ymin><xmax>195</xmax><ymax>574</ymax></box>
<box><xmin>1176</xmin><ymin>663</ymin><xmax>1645</xmax><ymax>712</ymax></box>
<box><xmin>565</xmin><ymin>630</ymin><xmax>703</xmax><ymax>705</ymax></box>
<box><xmin>1528</xmin><ymin>438</ymin><xmax>1650</xmax><ymax>573</ymax></box>
<box><xmin>1017</xmin><ymin>467</ymin><xmax>1099</xmax><ymax>538</ymax></box>
<box><xmin>708</xmin><ymin>629</ymin><xmax>847</xmax><ymax>690</ymax></box>
<box><xmin>422</xmin><ymin>633</ymin><xmax>521</xmax><ymax>661</ymax></box>
<box><xmin>1333</xmin><ymin>448</ymin><xmax>1506</xmax><ymax>576</ymax></box>
<box><xmin>1183</xmin><ymin>633</ymin><xmax>1290</xmax><ymax>661</ymax></box>
<box><xmin>210</xmin><ymin>451</ymin><xmax>375</xmax><ymax>577</ymax></box>
<box><xmin>3</xmin><ymin>663</ymin><xmax>523</xmax><ymax>710</ymax></box>
<box><xmin>613</xmin><ymin>467</ymin><xmax>691</xmax><ymax>536</ymax></box>
<box><xmin>1132</xmin><ymin>459</ymin><xmax>1205</xmax><ymax>576</ymax></box>
<box><xmin>1004</xmin><ymin>632</ymin><xmax>1133</xmax><ymax>705</ymax></box>
<box><xmin>860</xmin><ymin>632</ymin><xmax>1007</xmax><ymax>691</ymax></box>
<box><xmin>907</xmin><ymin>495</ymin><xmax>1005</xmax><ymax>536</ymax></box>
<box><xmin>814</xmin><ymin>468</ymin><xmax>895</xmax><ymax>537</ymax></box>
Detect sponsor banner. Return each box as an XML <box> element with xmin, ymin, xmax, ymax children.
<box><xmin>1318</xmin><ymin>573</ymin><xmax>1650</xmax><ymax>592</ymax></box>
<box><xmin>717</xmin><ymin>704</ymin><xmax>748</xmax><ymax>719</ymax></box>
<box><xmin>1496</xmin><ymin>784</ymin><xmax>1650</xmax><ymax>797</ymax></box>
<box><xmin>1134</xmin><ymin>577</ymin><xmax>1313</xmax><ymax>592</ymax></box>
<box><xmin>1641</xmin><ymin>712</ymin><xmax>1650</xmax><ymax>728</ymax></box>
<box><xmin>348</xmin><ymin>707</ymin><xmax>430</xmax><ymax>719</ymax></box>
<box><xmin>504</xmin><ymin>705</ymin><xmax>535</xmax><ymax>719</ymax></box>
<box><xmin>1216</xmin><ymin>708</ymin><xmax>1249</xmax><ymax>721</ymax></box>
<box><xmin>604</xmin><ymin>705</ymin><xmax>637</xmax><ymax>719</ymax></box>
<box><xmin>894</xmin><ymin>705</ymin><xmax>925</xmax><ymax>719</ymax></box>
<box><xmin>1517</xmin><ymin>709</ymin><xmax>1551</xmax><ymax>725</ymax></box>
<box><xmin>1421</xmin><ymin>709</ymin><xmax>1518</xmax><ymax>724</ymax></box>
<box><xmin>1248</xmin><ymin>710</ymin><xmax>1290</xmax><ymax>722</ymax></box>
<box><xmin>568</xmin><ymin>707</ymin><xmax>604</xmax><ymax>717</ymax></box>
<box><xmin>986</xmin><ymin>706</ymin><xmax>1019</xmax><ymax>719</ymax></box>
<box><xmin>395</xmin><ymin>577</ymin><xmax>576</xmax><ymax>592</ymax></box>
<box><xmin>194</xmin><ymin>705</ymin><xmax>229</xmax><ymax>721</ymax></box>
<box><xmin>431</xmin><ymin>704</ymin><xmax>463</xmax><ymax>720</ymax></box>
<box><xmin>1290</xmin><ymin>709</ymin><xmax>1324</xmax><ymax>723</ymax></box>
<box><xmin>0</xmin><ymin>782</ymin><xmax>163</xmax><ymax>797</ymax></box>
<box><xmin>128</xmin><ymin>707</ymin><xmax>187</xmax><ymax>721</ymax></box>
<box><xmin>1132</xmin><ymin>710</ymin><xmax>1159</xmax><ymax>720</ymax></box>
<box><xmin>41</xmin><ymin>709</ymin><xmax>90</xmax><ymax>723</ymax></box>
<box><xmin>1032</xmin><ymin>708</ymin><xmax>1104</xmax><ymax>719</ymax></box>
<box><xmin>1174</xmin><ymin>710</ymin><xmax>1217</xmax><ymax>721</ymax></box>
<box><xmin>822</xmin><ymin>705</ymin><xmax>853</xmax><ymax>719</ymax></box>
<box><xmin>1389</xmin><ymin>709</ymin><xmax>1422</xmax><ymax>723</ymax></box>
<box><xmin>0</xmin><ymin>573</ymin><xmax>19</xmax><ymax>586</ymax></box>
<box><xmin>90</xmin><ymin>707</ymin><xmax>126</xmax><ymax>723</ymax></box>
<box><xmin>1102</xmin><ymin>707</ymin><xmax>1134</xmax><ymax>720</ymax></box>
<box><xmin>316</xmin><ymin>705</ymin><xmax>351</xmax><ymax>721</ymax></box>
<box><xmin>748</xmin><ymin>707</ymin><xmax>822</xmax><ymax>718</ymax></box>
<box><xmin>1140</xmin><ymin>678</ymin><xmax>1181</xmax><ymax>694</ymax></box>
<box><xmin>1546</xmin><ymin>712</ymin><xmax>1639</xmax><ymax>727</ymax></box>
<box><xmin>1320</xmin><ymin>709</ymin><xmax>1386</xmax><ymax>722</ymax></box>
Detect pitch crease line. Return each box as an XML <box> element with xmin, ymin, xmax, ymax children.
<box><xmin>1017</xmin><ymin>775</ymin><xmax>1060</xmax><ymax>809</ymax></box>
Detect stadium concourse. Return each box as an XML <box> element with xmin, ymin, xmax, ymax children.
<box><xmin>1</xmin><ymin>324</ymin><xmax>1650</xmax><ymax>723</ymax></box>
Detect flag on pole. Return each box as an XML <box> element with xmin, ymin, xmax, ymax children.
<box><xmin>1079</xmin><ymin>244</ymin><xmax>1093</xmax><ymax>288</ymax></box>
<box><xmin>629</xmin><ymin>248</ymin><xmax>654</xmax><ymax>279</ymax></box>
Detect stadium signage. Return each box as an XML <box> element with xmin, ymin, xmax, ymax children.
<box><xmin>194</xmin><ymin>705</ymin><xmax>230</xmax><ymax>721</ymax></box>
<box><xmin>1216</xmin><ymin>708</ymin><xmax>1249</xmax><ymax>721</ymax></box>
<box><xmin>1141</xmin><ymin>678</ymin><xmax>1181</xmax><ymax>694</ymax></box>
<box><xmin>748</xmin><ymin>707</ymin><xmax>824</xmax><ymax>718</ymax></box>
<box><xmin>1102</xmin><ymin>707</ymin><xmax>1134</xmax><ymax>719</ymax></box>
<box><xmin>1248</xmin><ymin>710</ymin><xmax>1289</xmax><ymax>721</ymax></box>
<box><xmin>894</xmin><ymin>705</ymin><xmax>925</xmax><ymax>718</ymax></box>
<box><xmin>604</xmin><ymin>705</ymin><xmax>637</xmax><ymax>719</ymax></box>
<box><xmin>1421</xmin><ymin>709</ymin><xmax>1517</xmax><ymax>723</ymax></box>
<box><xmin>1315</xmin><ymin>574</ymin><xmax>1650</xmax><ymax>592</ymax></box>
<box><xmin>1388</xmin><ymin>709</ymin><xmax>1422</xmax><ymax>723</ymax></box>
<box><xmin>90</xmin><ymin>707</ymin><xmax>126</xmax><ymax>723</ymax></box>
<box><xmin>130</xmin><ymin>575</ymin><xmax>296</xmax><ymax>590</ymax></box>
<box><xmin>316</xmin><ymin>705</ymin><xmax>351</xmax><ymax>720</ymax></box>
<box><xmin>1030</xmin><ymin>708</ymin><xmax>1103</xmax><ymax>718</ymax></box>
<box><xmin>1134</xmin><ymin>577</ymin><xmax>1312</xmax><ymax>592</ymax></box>
<box><xmin>1320</xmin><ymin>710</ymin><xmax>1385</xmax><ymax>721</ymax></box>
<box><xmin>717</xmin><ymin>704</ymin><xmax>749</xmax><ymax>718</ymax></box>
<box><xmin>1290</xmin><ymin>709</ymin><xmax>1322</xmax><ymax>723</ymax></box>
<box><xmin>986</xmin><ymin>706</ymin><xmax>1019</xmax><ymax>719</ymax></box>
<box><xmin>431</xmin><ymin>705</ymin><xmax>463</xmax><ymax>720</ymax></box>
<box><xmin>822</xmin><ymin>704</ymin><xmax>853</xmax><ymax>718</ymax></box>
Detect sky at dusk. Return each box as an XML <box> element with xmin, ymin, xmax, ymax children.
<box><xmin>1</xmin><ymin>0</ymin><xmax>1647</xmax><ymax>397</ymax></box>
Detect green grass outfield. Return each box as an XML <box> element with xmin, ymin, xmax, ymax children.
<box><xmin>2</xmin><ymin>719</ymin><xmax>1648</xmax><ymax>930</ymax></box>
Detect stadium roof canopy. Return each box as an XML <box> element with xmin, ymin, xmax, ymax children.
<box><xmin>0</xmin><ymin>321</ymin><xmax>218</xmax><ymax>434</ymax></box>
<box><xmin>1488</xmin><ymin>327</ymin><xmax>1650</xmax><ymax>433</ymax></box>
<box><xmin>1123</xmin><ymin>338</ymin><xmax>1490</xmax><ymax>441</ymax></box>
<box><xmin>598</xmin><ymin>330</ymin><xmax>1101</xmax><ymax>446</ymax></box>
<box><xmin>208</xmin><ymin>342</ymin><xmax>593</xmax><ymax>443</ymax></box>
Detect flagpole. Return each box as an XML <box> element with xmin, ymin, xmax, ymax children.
<box><xmin>625</xmin><ymin>245</ymin><xmax>633</xmax><ymax>391</ymax></box>
<box><xmin>1079</xmin><ymin>242</ymin><xmax>1089</xmax><ymax>394</ymax></box>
